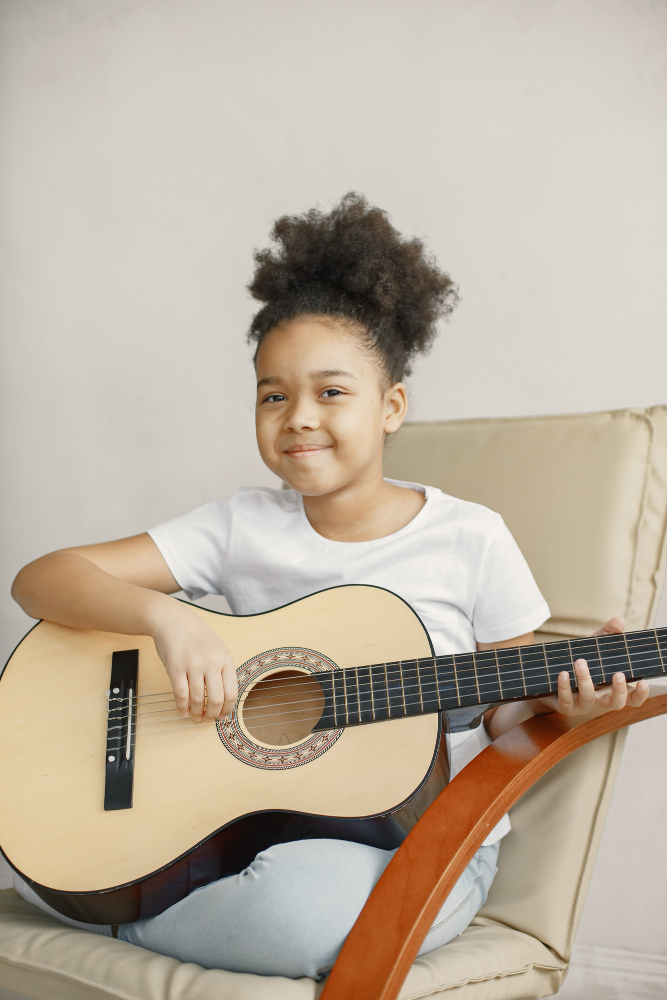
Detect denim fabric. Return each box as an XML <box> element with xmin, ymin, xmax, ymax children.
<box><xmin>117</xmin><ymin>837</ymin><xmax>501</xmax><ymax>979</ymax></box>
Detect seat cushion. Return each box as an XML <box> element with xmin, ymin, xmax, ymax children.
<box><xmin>0</xmin><ymin>887</ymin><xmax>564</xmax><ymax>1000</ymax></box>
<box><xmin>0</xmin><ymin>888</ymin><xmax>317</xmax><ymax>1000</ymax></box>
<box><xmin>395</xmin><ymin>923</ymin><xmax>564</xmax><ymax>1000</ymax></box>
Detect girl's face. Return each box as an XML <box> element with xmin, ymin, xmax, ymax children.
<box><xmin>254</xmin><ymin>316</ymin><xmax>407</xmax><ymax>497</ymax></box>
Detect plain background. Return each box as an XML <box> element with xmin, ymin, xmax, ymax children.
<box><xmin>1</xmin><ymin>0</ymin><xmax>666</xmax><ymax>966</ymax></box>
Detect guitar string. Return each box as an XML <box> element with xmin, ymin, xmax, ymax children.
<box><xmin>106</xmin><ymin>659</ymin><xmax>661</xmax><ymax>752</ymax></box>
<box><xmin>108</xmin><ymin>650</ymin><xmax>663</xmax><ymax>723</ymax></box>
<box><xmin>108</xmin><ymin>644</ymin><xmax>665</xmax><ymax>727</ymax></box>
<box><xmin>106</xmin><ymin>631</ymin><xmax>667</xmax><ymax>707</ymax></box>
<box><xmin>104</xmin><ymin>662</ymin><xmax>659</xmax><ymax>755</ymax></box>
<box><xmin>123</xmin><ymin>645</ymin><xmax>663</xmax><ymax>724</ymax></box>
<box><xmin>109</xmin><ymin>628</ymin><xmax>667</xmax><ymax>704</ymax></box>
<box><xmin>103</xmin><ymin>650</ymin><xmax>664</xmax><ymax>749</ymax></box>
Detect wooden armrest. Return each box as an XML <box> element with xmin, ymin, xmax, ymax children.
<box><xmin>321</xmin><ymin>692</ymin><xmax>667</xmax><ymax>1000</ymax></box>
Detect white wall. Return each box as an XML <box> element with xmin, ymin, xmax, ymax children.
<box><xmin>1</xmin><ymin>0</ymin><xmax>665</xmax><ymax>958</ymax></box>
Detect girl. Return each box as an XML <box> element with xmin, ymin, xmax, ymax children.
<box><xmin>11</xmin><ymin>191</ymin><xmax>649</xmax><ymax>980</ymax></box>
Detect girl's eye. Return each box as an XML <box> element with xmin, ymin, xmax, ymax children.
<box><xmin>321</xmin><ymin>388</ymin><xmax>343</xmax><ymax>397</ymax></box>
<box><xmin>263</xmin><ymin>394</ymin><xmax>286</xmax><ymax>403</ymax></box>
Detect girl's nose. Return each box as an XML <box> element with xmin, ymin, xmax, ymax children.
<box><xmin>283</xmin><ymin>400</ymin><xmax>320</xmax><ymax>432</ymax></box>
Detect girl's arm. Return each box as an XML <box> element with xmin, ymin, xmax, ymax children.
<box><xmin>11</xmin><ymin>535</ymin><xmax>238</xmax><ymax>721</ymax></box>
<box><xmin>481</xmin><ymin>618</ymin><xmax>650</xmax><ymax>740</ymax></box>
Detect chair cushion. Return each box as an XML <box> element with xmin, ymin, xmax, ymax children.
<box><xmin>0</xmin><ymin>888</ymin><xmax>317</xmax><ymax>1000</ymax></box>
<box><xmin>384</xmin><ymin>406</ymin><xmax>667</xmax><ymax>636</ymax></box>
<box><xmin>0</xmin><ymin>887</ymin><xmax>564</xmax><ymax>1000</ymax></box>
<box><xmin>396</xmin><ymin>923</ymin><xmax>564</xmax><ymax>1000</ymax></box>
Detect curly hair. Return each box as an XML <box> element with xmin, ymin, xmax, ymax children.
<box><xmin>246</xmin><ymin>191</ymin><xmax>460</xmax><ymax>389</ymax></box>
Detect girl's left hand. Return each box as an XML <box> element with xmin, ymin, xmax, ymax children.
<box><xmin>535</xmin><ymin>616</ymin><xmax>650</xmax><ymax>717</ymax></box>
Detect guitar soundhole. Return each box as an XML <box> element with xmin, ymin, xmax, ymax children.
<box><xmin>241</xmin><ymin>669</ymin><xmax>325</xmax><ymax>748</ymax></box>
<box><xmin>216</xmin><ymin>646</ymin><xmax>342</xmax><ymax>770</ymax></box>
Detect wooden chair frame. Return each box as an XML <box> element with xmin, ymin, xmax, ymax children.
<box><xmin>320</xmin><ymin>692</ymin><xmax>667</xmax><ymax>1000</ymax></box>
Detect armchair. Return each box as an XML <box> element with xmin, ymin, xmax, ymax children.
<box><xmin>1</xmin><ymin>404</ymin><xmax>666</xmax><ymax>1000</ymax></box>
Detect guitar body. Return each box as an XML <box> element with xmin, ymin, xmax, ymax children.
<box><xmin>0</xmin><ymin>585</ymin><xmax>448</xmax><ymax>924</ymax></box>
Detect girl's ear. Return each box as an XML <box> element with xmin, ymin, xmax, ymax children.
<box><xmin>384</xmin><ymin>382</ymin><xmax>408</xmax><ymax>434</ymax></box>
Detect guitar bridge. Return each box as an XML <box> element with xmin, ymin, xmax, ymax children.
<box><xmin>104</xmin><ymin>649</ymin><xmax>138</xmax><ymax>811</ymax></box>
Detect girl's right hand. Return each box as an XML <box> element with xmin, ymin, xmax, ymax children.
<box><xmin>150</xmin><ymin>606</ymin><xmax>239</xmax><ymax>722</ymax></box>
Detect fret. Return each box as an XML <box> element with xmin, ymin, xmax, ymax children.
<box><xmin>356</xmin><ymin>664</ymin><xmax>374</xmax><ymax>724</ymax></box>
<box><xmin>398</xmin><ymin>660</ymin><xmax>406</xmax><ymax>715</ymax></box>
<box><xmin>495</xmin><ymin>647</ymin><xmax>525</xmax><ymax>700</ymax></box>
<box><xmin>369</xmin><ymin>663</ymin><xmax>389</xmax><ymax>721</ymax></box>
<box><xmin>517</xmin><ymin>646</ymin><xmax>527</xmax><ymax>696</ymax></box>
<box><xmin>344</xmin><ymin>667</ymin><xmax>360</xmax><ymax>725</ymax></box>
<box><xmin>384</xmin><ymin>661</ymin><xmax>391</xmax><ymax>717</ymax></box>
<box><xmin>416</xmin><ymin>660</ymin><xmax>425</xmax><ymax>712</ymax></box>
<box><xmin>569</xmin><ymin>637</ymin><xmax>604</xmax><ymax>686</ymax></box>
<box><xmin>400</xmin><ymin>659</ymin><xmax>422</xmax><ymax>717</ymax></box>
<box><xmin>452</xmin><ymin>653</ymin><xmax>478</xmax><ymax>706</ymax></box>
<box><xmin>544</xmin><ymin>640</ymin><xmax>574</xmax><ymax>692</ymax></box>
<box><xmin>622</xmin><ymin>632</ymin><xmax>635</xmax><ymax>678</ymax></box>
<box><xmin>386</xmin><ymin>661</ymin><xmax>405</xmax><ymax>718</ymax></box>
<box><xmin>593</xmin><ymin>635</ymin><xmax>604</xmax><ymax>684</ymax></box>
<box><xmin>418</xmin><ymin>657</ymin><xmax>441</xmax><ymax>713</ymax></box>
<box><xmin>451</xmin><ymin>654</ymin><xmax>461</xmax><ymax>704</ymax></box>
<box><xmin>594</xmin><ymin>632</ymin><xmax>630</xmax><ymax>683</ymax></box>
<box><xmin>332</xmin><ymin>669</ymin><xmax>346</xmax><ymax>727</ymax></box>
<box><xmin>472</xmin><ymin>650</ymin><xmax>502</xmax><ymax>704</ymax></box>
<box><xmin>473</xmin><ymin>660</ymin><xmax>481</xmax><ymax>702</ymax></box>
<box><xmin>622</xmin><ymin>629</ymin><xmax>663</xmax><ymax>681</ymax></box>
<box><xmin>369</xmin><ymin>663</ymin><xmax>376</xmax><ymax>720</ymax></box>
<box><xmin>517</xmin><ymin>644</ymin><xmax>549</xmax><ymax>697</ymax></box>
<box><xmin>655</xmin><ymin>629</ymin><xmax>667</xmax><ymax>673</ymax></box>
<box><xmin>435</xmin><ymin>656</ymin><xmax>460</xmax><ymax>710</ymax></box>
<box><xmin>494</xmin><ymin>649</ymin><xmax>503</xmax><ymax>699</ymax></box>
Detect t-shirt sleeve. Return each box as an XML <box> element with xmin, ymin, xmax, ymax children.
<box><xmin>147</xmin><ymin>500</ymin><xmax>232</xmax><ymax>601</ymax></box>
<box><xmin>471</xmin><ymin>514</ymin><xmax>551</xmax><ymax>642</ymax></box>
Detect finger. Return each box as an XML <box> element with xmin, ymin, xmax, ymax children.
<box><xmin>557</xmin><ymin>670</ymin><xmax>576</xmax><ymax>714</ymax></box>
<box><xmin>203</xmin><ymin>670</ymin><xmax>224</xmax><ymax>720</ymax></box>
<box><xmin>188</xmin><ymin>673</ymin><xmax>206</xmax><ymax>722</ymax></box>
<box><xmin>593</xmin><ymin>616</ymin><xmax>626</xmax><ymax>636</ymax></box>
<box><xmin>171</xmin><ymin>673</ymin><xmax>190</xmax><ymax>718</ymax></box>
<box><xmin>628</xmin><ymin>679</ymin><xmax>649</xmax><ymax>707</ymax></box>
<box><xmin>574</xmin><ymin>659</ymin><xmax>596</xmax><ymax>712</ymax></box>
<box><xmin>610</xmin><ymin>672</ymin><xmax>627</xmax><ymax>710</ymax></box>
<box><xmin>220</xmin><ymin>661</ymin><xmax>239</xmax><ymax>718</ymax></box>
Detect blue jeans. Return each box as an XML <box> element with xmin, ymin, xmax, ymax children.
<box><xmin>117</xmin><ymin>837</ymin><xmax>501</xmax><ymax>979</ymax></box>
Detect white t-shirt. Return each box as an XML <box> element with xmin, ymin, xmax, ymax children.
<box><xmin>148</xmin><ymin>477</ymin><xmax>551</xmax><ymax>845</ymax></box>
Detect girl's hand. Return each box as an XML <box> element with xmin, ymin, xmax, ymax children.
<box><xmin>534</xmin><ymin>616</ymin><xmax>650</xmax><ymax>718</ymax></box>
<box><xmin>150</xmin><ymin>605</ymin><xmax>238</xmax><ymax>722</ymax></box>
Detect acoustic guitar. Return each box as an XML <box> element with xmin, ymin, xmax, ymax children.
<box><xmin>1</xmin><ymin>583</ymin><xmax>664</xmax><ymax>924</ymax></box>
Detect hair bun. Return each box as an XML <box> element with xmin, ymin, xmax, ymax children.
<box><xmin>247</xmin><ymin>191</ymin><xmax>459</xmax><ymax>382</ymax></box>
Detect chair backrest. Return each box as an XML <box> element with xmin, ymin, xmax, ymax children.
<box><xmin>383</xmin><ymin>404</ymin><xmax>667</xmax><ymax>959</ymax></box>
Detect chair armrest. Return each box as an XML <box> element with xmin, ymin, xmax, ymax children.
<box><xmin>320</xmin><ymin>693</ymin><xmax>667</xmax><ymax>1000</ymax></box>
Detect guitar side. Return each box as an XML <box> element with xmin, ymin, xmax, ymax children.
<box><xmin>0</xmin><ymin>585</ymin><xmax>445</xmax><ymax>923</ymax></box>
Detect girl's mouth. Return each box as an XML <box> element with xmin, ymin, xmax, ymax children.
<box><xmin>285</xmin><ymin>447</ymin><xmax>330</xmax><ymax>458</ymax></box>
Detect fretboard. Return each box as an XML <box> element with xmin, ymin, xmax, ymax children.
<box><xmin>313</xmin><ymin>627</ymin><xmax>667</xmax><ymax>730</ymax></box>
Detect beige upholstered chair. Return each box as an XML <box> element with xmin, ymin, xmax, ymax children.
<box><xmin>1</xmin><ymin>404</ymin><xmax>666</xmax><ymax>1000</ymax></box>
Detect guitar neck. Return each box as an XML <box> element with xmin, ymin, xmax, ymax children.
<box><xmin>314</xmin><ymin>627</ymin><xmax>667</xmax><ymax>730</ymax></box>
